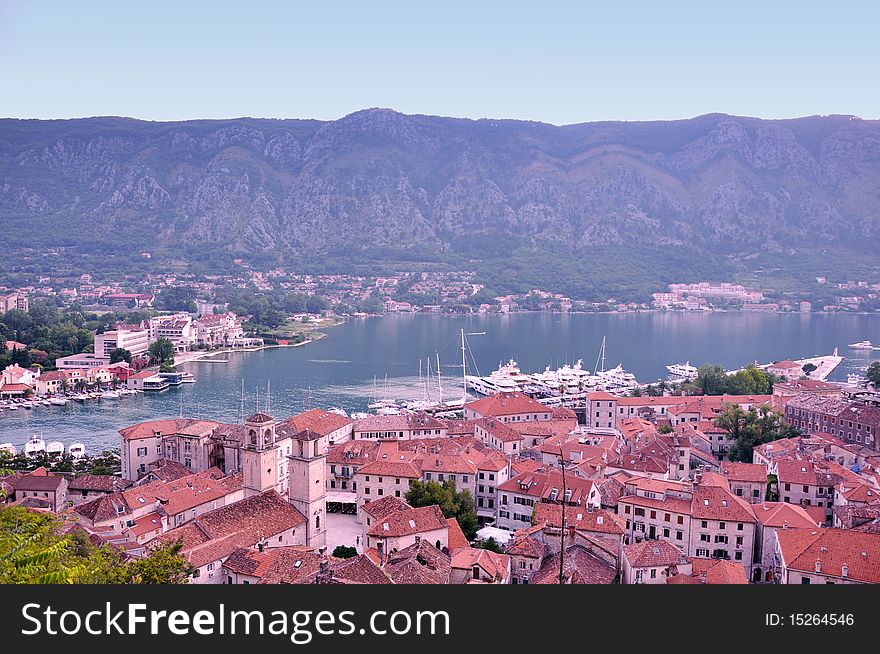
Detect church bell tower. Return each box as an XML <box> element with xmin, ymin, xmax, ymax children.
<box><xmin>287</xmin><ymin>428</ymin><xmax>327</xmax><ymax>548</ymax></box>
<box><xmin>242</xmin><ymin>412</ymin><xmax>278</xmax><ymax>498</ymax></box>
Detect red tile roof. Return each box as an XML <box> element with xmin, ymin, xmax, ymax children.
<box><xmin>366</xmin><ymin>505</ymin><xmax>448</xmax><ymax>538</ymax></box>
<box><xmin>465</xmin><ymin>392</ymin><xmax>550</xmax><ymax>417</ymax></box>
<box><xmin>623</xmin><ymin>540</ymin><xmax>689</xmax><ymax>568</ymax></box>
<box><xmin>446</xmin><ymin>518</ymin><xmax>470</xmax><ymax>550</ymax></box>
<box><xmin>720</xmin><ymin>461</ymin><xmax>767</xmax><ymax>484</ymax></box>
<box><xmin>776</xmin><ymin>528</ymin><xmax>880</xmax><ymax>583</ymax></box>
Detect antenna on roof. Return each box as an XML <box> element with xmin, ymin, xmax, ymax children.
<box><xmin>239</xmin><ymin>379</ymin><xmax>244</xmax><ymax>423</ymax></box>
<box><xmin>267</xmin><ymin>380</ymin><xmax>271</xmax><ymax>415</ymax></box>
<box><xmin>255</xmin><ymin>385</ymin><xmax>260</xmax><ymax>414</ymax></box>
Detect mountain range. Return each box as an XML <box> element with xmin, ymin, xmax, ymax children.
<box><xmin>2</xmin><ymin>109</ymin><xmax>879</xmax><ymax>297</ymax></box>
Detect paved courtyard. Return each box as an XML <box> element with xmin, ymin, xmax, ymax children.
<box><xmin>326</xmin><ymin>511</ymin><xmax>363</xmax><ymax>554</ymax></box>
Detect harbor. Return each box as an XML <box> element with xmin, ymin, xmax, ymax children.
<box><xmin>0</xmin><ymin>312</ymin><xmax>877</xmax><ymax>452</ymax></box>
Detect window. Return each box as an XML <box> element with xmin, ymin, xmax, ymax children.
<box><xmin>137</xmin><ymin>447</ymin><xmax>147</xmax><ymax>457</ymax></box>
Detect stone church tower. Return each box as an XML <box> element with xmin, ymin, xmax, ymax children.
<box><xmin>242</xmin><ymin>412</ymin><xmax>278</xmax><ymax>498</ymax></box>
<box><xmin>287</xmin><ymin>428</ymin><xmax>327</xmax><ymax>549</ymax></box>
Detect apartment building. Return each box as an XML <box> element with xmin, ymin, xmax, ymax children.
<box><xmin>94</xmin><ymin>327</ymin><xmax>151</xmax><ymax>357</ymax></box>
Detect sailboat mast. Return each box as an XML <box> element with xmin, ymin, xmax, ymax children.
<box><xmin>594</xmin><ymin>336</ymin><xmax>607</xmax><ymax>375</ymax></box>
<box><xmin>461</xmin><ymin>329</ymin><xmax>467</xmax><ymax>399</ymax></box>
<box><xmin>426</xmin><ymin>358</ymin><xmax>432</xmax><ymax>402</ymax></box>
<box><xmin>436</xmin><ymin>351</ymin><xmax>443</xmax><ymax>402</ymax></box>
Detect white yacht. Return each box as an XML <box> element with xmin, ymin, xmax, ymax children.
<box><xmin>849</xmin><ymin>340</ymin><xmax>875</xmax><ymax>350</ymax></box>
<box><xmin>49</xmin><ymin>397</ymin><xmax>68</xmax><ymax>406</ymax></box>
<box><xmin>666</xmin><ymin>361</ymin><xmax>699</xmax><ymax>380</ymax></box>
<box><xmin>466</xmin><ymin>359</ymin><xmax>532</xmax><ymax>396</ymax></box>
<box><xmin>24</xmin><ymin>434</ymin><xmax>46</xmax><ymax>458</ymax></box>
<box><xmin>597</xmin><ymin>364</ymin><xmax>639</xmax><ymax>392</ymax></box>
<box><xmin>68</xmin><ymin>442</ymin><xmax>86</xmax><ymax>460</ymax></box>
<box><xmin>328</xmin><ymin>407</ymin><xmax>348</xmax><ymax>417</ymax></box>
<box><xmin>101</xmin><ymin>390</ymin><xmax>121</xmax><ymax>399</ymax></box>
<box><xmin>46</xmin><ymin>441</ymin><xmax>65</xmax><ymax>458</ymax></box>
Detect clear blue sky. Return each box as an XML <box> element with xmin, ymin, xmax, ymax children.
<box><xmin>2</xmin><ymin>0</ymin><xmax>877</xmax><ymax>124</ymax></box>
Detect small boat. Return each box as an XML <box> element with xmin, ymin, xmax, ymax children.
<box><xmin>49</xmin><ymin>397</ymin><xmax>68</xmax><ymax>406</ymax></box>
<box><xmin>849</xmin><ymin>340</ymin><xmax>875</xmax><ymax>350</ymax></box>
<box><xmin>21</xmin><ymin>401</ymin><xmax>34</xmax><ymax>410</ymax></box>
<box><xmin>847</xmin><ymin>373</ymin><xmax>867</xmax><ymax>387</ymax></box>
<box><xmin>46</xmin><ymin>441</ymin><xmax>65</xmax><ymax>458</ymax></box>
<box><xmin>41</xmin><ymin>399</ymin><xmax>51</xmax><ymax>406</ymax></box>
<box><xmin>328</xmin><ymin>407</ymin><xmax>348</xmax><ymax>417</ymax></box>
<box><xmin>24</xmin><ymin>434</ymin><xmax>46</xmax><ymax>457</ymax></box>
<box><xmin>350</xmin><ymin>412</ymin><xmax>369</xmax><ymax>420</ymax></box>
<box><xmin>101</xmin><ymin>390</ymin><xmax>121</xmax><ymax>399</ymax></box>
<box><xmin>0</xmin><ymin>443</ymin><xmax>16</xmax><ymax>456</ymax></box>
<box><xmin>7</xmin><ymin>403</ymin><xmax>19</xmax><ymax>410</ymax></box>
<box><xmin>68</xmin><ymin>442</ymin><xmax>86</xmax><ymax>459</ymax></box>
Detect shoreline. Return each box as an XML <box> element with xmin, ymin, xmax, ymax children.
<box><xmin>174</xmin><ymin>330</ymin><xmax>334</xmax><ymax>366</ymax></box>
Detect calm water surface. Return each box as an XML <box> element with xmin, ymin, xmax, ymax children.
<box><xmin>2</xmin><ymin>313</ymin><xmax>878</xmax><ymax>452</ymax></box>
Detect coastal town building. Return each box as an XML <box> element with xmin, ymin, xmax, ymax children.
<box><xmin>4</xmin><ymin>468</ymin><xmax>68</xmax><ymax>512</ymax></box>
<box><xmin>784</xmin><ymin>393</ymin><xmax>879</xmax><ymax>450</ymax></box>
<box><xmin>617</xmin><ymin>476</ymin><xmax>759</xmax><ymax>575</ymax></box>
<box><xmin>352</xmin><ymin>413</ymin><xmax>447</xmax><ymax>440</ymax></box>
<box><xmin>149</xmin><ymin>490</ymin><xmax>307</xmax><ymax>583</ymax></box>
<box><xmin>464</xmin><ymin>392</ymin><xmax>553</xmax><ymax>423</ymax></box>
<box><xmin>621</xmin><ymin>540</ymin><xmax>692</xmax><ymax>584</ymax></box>
<box><xmin>94</xmin><ymin>327</ymin><xmax>151</xmax><ymax>358</ymax></box>
<box><xmin>0</xmin><ymin>291</ymin><xmax>29</xmax><ymax>314</ymax></box>
<box><xmin>752</xmin><ymin>502</ymin><xmax>818</xmax><ymax>583</ymax></box>
<box><xmin>774</xmin><ymin>528</ymin><xmax>880</xmax><ymax>584</ymax></box>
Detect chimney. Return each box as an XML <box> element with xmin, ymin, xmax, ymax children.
<box><xmin>377</xmin><ymin>541</ymin><xmax>385</xmax><ymax>566</ymax></box>
<box><xmin>415</xmin><ymin>535</ymin><xmax>421</xmax><ymax>545</ymax></box>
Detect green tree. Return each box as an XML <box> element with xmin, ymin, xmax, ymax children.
<box><xmin>405</xmin><ymin>479</ymin><xmax>478</xmax><ymax>540</ymax></box>
<box><xmin>688</xmin><ymin>364</ymin><xmax>729</xmax><ymax>395</ymax></box>
<box><xmin>332</xmin><ymin>545</ymin><xmax>358</xmax><ymax>559</ymax></box>
<box><xmin>148</xmin><ymin>337</ymin><xmax>175</xmax><ymax>366</ymax></box>
<box><xmin>109</xmin><ymin>348</ymin><xmax>132</xmax><ymax>364</ymax></box>
<box><xmin>715</xmin><ymin>403</ymin><xmax>796</xmax><ymax>463</ymax></box>
<box><xmin>802</xmin><ymin>363</ymin><xmax>817</xmax><ymax>377</ymax></box>
<box><xmin>0</xmin><ymin>507</ymin><xmax>190</xmax><ymax>584</ymax></box>
<box><xmin>473</xmin><ymin>537</ymin><xmax>503</xmax><ymax>553</ymax></box>
<box><xmin>866</xmin><ymin>361</ymin><xmax>880</xmax><ymax>387</ymax></box>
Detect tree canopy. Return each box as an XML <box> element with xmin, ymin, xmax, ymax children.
<box><xmin>0</xmin><ymin>506</ymin><xmax>191</xmax><ymax>584</ymax></box>
<box><xmin>405</xmin><ymin>479</ymin><xmax>478</xmax><ymax>541</ymax></box>
<box><xmin>685</xmin><ymin>363</ymin><xmax>775</xmax><ymax>396</ymax></box>
<box><xmin>714</xmin><ymin>402</ymin><xmax>797</xmax><ymax>462</ymax></box>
